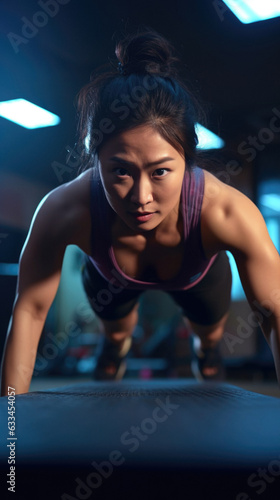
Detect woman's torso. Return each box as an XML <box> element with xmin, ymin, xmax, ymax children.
<box><xmin>61</xmin><ymin>166</ymin><xmax>231</xmax><ymax>284</ymax></box>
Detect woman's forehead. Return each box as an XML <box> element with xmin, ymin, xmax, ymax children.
<box><xmin>99</xmin><ymin>126</ymin><xmax>181</xmax><ymax>158</ymax></box>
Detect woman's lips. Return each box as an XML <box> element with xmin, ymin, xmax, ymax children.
<box><xmin>129</xmin><ymin>212</ymin><xmax>155</xmax><ymax>222</ymax></box>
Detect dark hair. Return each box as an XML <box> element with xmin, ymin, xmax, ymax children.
<box><xmin>76</xmin><ymin>26</ymin><xmax>205</xmax><ymax>173</ymax></box>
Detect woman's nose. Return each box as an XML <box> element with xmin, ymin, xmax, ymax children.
<box><xmin>130</xmin><ymin>177</ymin><xmax>153</xmax><ymax>206</ymax></box>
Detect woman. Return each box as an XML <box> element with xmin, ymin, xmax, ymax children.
<box><xmin>1</xmin><ymin>28</ymin><xmax>279</xmax><ymax>395</ymax></box>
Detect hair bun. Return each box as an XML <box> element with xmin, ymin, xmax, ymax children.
<box><xmin>115</xmin><ymin>27</ymin><xmax>179</xmax><ymax>77</ymax></box>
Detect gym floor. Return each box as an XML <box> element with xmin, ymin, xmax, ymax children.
<box><xmin>29</xmin><ymin>375</ymin><xmax>280</xmax><ymax>398</ymax></box>
<box><xmin>4</xmin><ymin>374</ymin><xmax>280</xmax><ymax>500</ymax></box>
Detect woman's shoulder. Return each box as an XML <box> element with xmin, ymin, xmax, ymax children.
<box><xmin>61</xmin><ymin>168</ymin><xmax>93</xmax><ymax>251</ymax></box>
<box><xmin>43</xmin><ymin>168</ymin><xmax>92</xmax><ymax>222</ymax></box>
<box><xmin>202</xmin><ymin>169</ymin><xmax>244</xmax><ymax>211</ymax></box>
<box><xmin>42</xmin><ymin>167</ymin><xmax>92</xmax><ymax>204</ymax></box>
<box><xmin>200</xmin><ymin>169</ymin><xmax>264</xmax><ymax>257</ymax></box>
<box><xmin>32</xmin><ymin>168</ymin><xmax>93</xmax><ymax>252</ymax></box>
<box><xmin>63</xmin><ymin>167</ymin><xmax>93</xmax><ymax>201</ymax></box>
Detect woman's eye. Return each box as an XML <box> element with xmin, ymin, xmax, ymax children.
<box><xmin>153</xmin><ymin>168</ymin><xmax>169</xmax><ymax>177</ymax></box>
<box><xmin>113</xmin><ymin>167</ymin><xmax>129</xmax><ymax>177</ymax></box>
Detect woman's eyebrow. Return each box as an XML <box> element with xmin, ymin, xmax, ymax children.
<box><xmin>109</xmin><ymin>156</ymin><xmax>175</xmax><ymax>166</ymax></box>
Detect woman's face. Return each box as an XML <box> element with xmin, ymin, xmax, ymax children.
<box><xmin>98</xmin><ymin>125</ymin><xmax>186</xmax><ymax>234</ymax></box>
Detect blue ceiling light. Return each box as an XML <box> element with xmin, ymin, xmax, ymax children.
<box><xmin>223</xmin><ymin>0</ymin><xmax>280</xmax><ymax>24</ymax></box>
<box><xmin>0</xmin><ymin>98</ymin><xmax>60</xmax><ymax>129</ymax></box>
<box><xmin>195</xmin><ymin>124</ymin><xmax>225</xmax><ymax>150</ymax></box>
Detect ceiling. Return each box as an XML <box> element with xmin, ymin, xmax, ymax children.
<box><xmin>1</xmin><ymin>0</ymin><xmax>280</xmax><ymax>190</ymax></box>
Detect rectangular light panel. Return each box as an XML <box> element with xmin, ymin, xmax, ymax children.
<box><xmin>195</xmin><ymin>123</ymin><xmax>225</xmax><ymax>150</ymax></box>
<box><xmin>223</xmin><ymin>0</ymin><xmax>280</xmax><ymax>24</ymax></box>
<box><xmin>0</xmin><ymin>98</ymin><xmax>60</xmax><ymax>129</ymax></box>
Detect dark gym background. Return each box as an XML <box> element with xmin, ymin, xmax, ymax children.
<box><xmin>0</xmin><ymin>0</ymin><xmax>279</xmax><ymax>395</ymax></box>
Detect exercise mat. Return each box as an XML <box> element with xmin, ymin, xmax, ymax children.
<box><xmin>1</xmin><ymin>379</ymin><xmax>280</xmax><ymax>499</ymax></box>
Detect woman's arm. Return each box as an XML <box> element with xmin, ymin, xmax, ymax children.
<box><xmin>0</xmin><ymin>183</ymin><xmax>79</xmax><ymax>396</ymax></box>
<box><xmin>230</xmin><ymin>203</ymin><xmax>280</xmax><ymax>382</ymax></box>
<box><xmin>1</xmin><ymin>169</ymin><xmax>92</xmax><ymax>396</ymax></box>
<box><xmin>202</xmin><ymin>172</ymin><xmax>280</xmax><ymax>383</ymax></box>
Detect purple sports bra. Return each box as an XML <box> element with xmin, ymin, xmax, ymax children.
<box><xmin>87</xmin><ymin>166</ymin><xmax>218</xmax><ymax>290</ymax></box>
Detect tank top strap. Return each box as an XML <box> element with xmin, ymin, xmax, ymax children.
<box><xmin>181</xmin><ymin>166</ymin><xmax>205</xmax><ymax>241</ymax></box>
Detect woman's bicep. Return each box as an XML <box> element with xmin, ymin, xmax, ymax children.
<box><xmin>233</xmin><ymin>242</ymin><xmax>280</xmax><ymax>317</ymax></box>
<box><xmin>16</xmin><ymin>246</ymin><xmax>64</xmax><ymax>321</ymax></box>
<box><xmin>225</xmin><ymin>196</ymin><xmax>280</xmax><ymax>325</ymax></box>
<box><xmin>15</xmin><ymin>189</ymin><xmax>69</xmax><ymax>319</ymax></box>
<box><xmin>204</xmin><ymin>186</ymin><xmax>280</xmax><ymax>322</ymax></box>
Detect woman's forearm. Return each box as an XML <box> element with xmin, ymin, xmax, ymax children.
<box><xmin>1</xmin><ymin>308</ymin><xmax>45</xmax><ymax>396</ymax></box>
